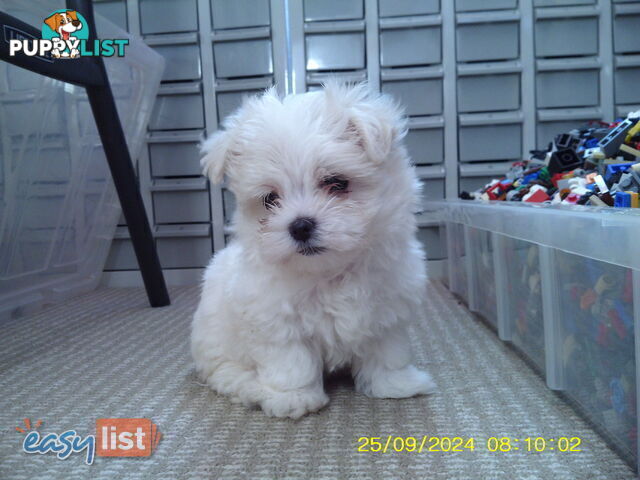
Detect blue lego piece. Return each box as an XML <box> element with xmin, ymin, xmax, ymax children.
<box><xmin>586</xmin><ymin>183</ymin><xmax>597</xmax><ymax>191</ymax></box>
<box><xmin>614</xmin><ymin>191</ymin><xmax>631</xmax><ymax>208</ymax></box>
<box><xmin>585</xmin><ymin>138</ymin><xmax>600</xmax><ymax>149</ymax></box>
<box><xmin>605</xmin><ymin>163</ymin><xmax>632</xmax><ymax>181</ymax></box>
<box><xmin>521</xmin><ymin>172</ymin><xmax>539</xmax><ymax>185</ymax></box>
<box><xmin>615</xmin><ymin>300</ymin><xmax>633</xmax><ymax>331</ymax></box>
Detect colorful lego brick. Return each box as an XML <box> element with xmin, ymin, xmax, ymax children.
<box><xmin>619</xmin><ymin>144</ymin><xmax>640</xmax><ymax>158</ymax></box>
<box><xmin>523</xmin><ymin>188</ymin><xmax>550</xmax><ymax>203</ymax></box>
<box><xmin>614</xmin><ymin>192</ymin><xmax>631</xmax><ymax>208</ymax></box>
<box><xmin>599</xmin><ymin>119</ymin><xmax>636</xmax><ymax>157</ymax></box>
<box><xmin>605</xmin><ymin>163</ymin><xmax>632</xmax><ymax>182</ymax></box>
<box><xmin>548</xmin><ymin>149</ymin><xmax>582</xmax><ymax>174</ymax></box>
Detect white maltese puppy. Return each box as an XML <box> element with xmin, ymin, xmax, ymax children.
<box><xmin>191</xmin><ymin>83</ymin><xmax>436</xmax><ymax>419</ymax></box>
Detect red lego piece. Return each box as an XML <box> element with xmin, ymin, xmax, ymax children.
<box><xmin>524</xmin><ymin>189</ymin><xmax>550</xmax><ymax>203</ymax></box>
<box><xmin>563</xmin><ymin>193</ymin><xmax>581</xmax><ymax>204</ymax></box>
<box><xmin>486</xmin><ymin>181</ymin><xmax>510</xmax><ymax>201</ymax></box>
<box><xmin>608</xmin><ymin>309</ymin><xmax>627</xmax><ymax>339</ymax></box>
<box><xmin>551</xmin><ymin>172</ymin><xmax>565</xmax><ymax>188</ymax></box>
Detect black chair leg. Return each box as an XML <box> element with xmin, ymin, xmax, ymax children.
<box><xmin>85</xmin><ymin>83</ymin><xmax>170</xmax><ymax>308</ymax></box>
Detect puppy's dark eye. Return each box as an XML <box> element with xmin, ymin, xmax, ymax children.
<box><xmin>322</xmin><ymin>176</ymin><xmax>349</xmax><ymax>193</ymax></box>
<box><xmin>263</xmin><ymin>191</ymin><xmax>279</xmax><ymax>209</ymax></box>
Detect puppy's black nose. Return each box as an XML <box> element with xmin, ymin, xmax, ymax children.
<box><xmin>289</xmin><ymin>217</ymin><xmax>316</xmax><ymax>242</ymax></box>
<box><xmin>72</xmin><ymin>20</ymin><xmax>81</xmax><ymax>27</ymax></box>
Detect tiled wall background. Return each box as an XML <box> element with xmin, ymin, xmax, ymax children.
<box><xmin>98</xmin><ymin>0</ymin><xmax>640</xmax><ymax>285</ymax></box>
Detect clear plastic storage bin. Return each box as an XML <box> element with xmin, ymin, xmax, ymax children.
<box><xmin>435</xmin><ymin>200</ymin><xmax>640</xmax><ymax>469</ymax></box>
<box><xmin>445</xmin><ymin>222</ymin><xmax>468</xmax><ymax>303</ymax></box>
<box><xmin>467</xmin><ymin>227</ymin><xmax>498</xmax><ymax>329</ymax></box>
<box><xmin>554</xmin><ymin>251</ymin><xmax>636</xmax><ymax>461</ymax></box>
<box><xmin>437</xmin><ymin>221</ymin><xmax>449</xmax><ymax>288</ymax></box>
<box><xmin>0</xmin><ymin>1</ymin><xmax>164</xmax><ymax>318</ymax></box>
<box><xmin>503</xmin><ymin>237</ymin><xmax>545</xmax><ymax>372</ymax></box>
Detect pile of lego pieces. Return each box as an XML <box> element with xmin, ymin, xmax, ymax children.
<box><xmin>461</xmin><ymin>111</ymin><xmax>640</xmax><ymax>207</ymax></box>
<box><xmin>557</xmin><ymin>253</ymin><xmax>637</xmax><ymax>454</ymax></box>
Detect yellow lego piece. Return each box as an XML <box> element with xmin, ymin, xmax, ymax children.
<box><xmin>627</xmin><ymin>191</ymin><xmax>639</xmax><ymax>208</ymax></box>
<box><xmin>604</xmin><ymin>158</ymin><xmax>634</xmax><ymax>164</ymax></box>
<box><xmin>626</xmin><ymin>121</ymin><xmax>640</xmax><ymax>143</ymax></box>
<box><xmin>620</xmin><ymin>143</ymin><xmax>640</xmax><ymax>157</ymax></box>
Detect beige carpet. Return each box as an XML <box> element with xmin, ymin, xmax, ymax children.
<box><xmin>0</xmin><ymin>281</ymin><xmax>635</xmax><ymax>479</ymax></box>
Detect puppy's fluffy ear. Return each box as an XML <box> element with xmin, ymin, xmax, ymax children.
<box><xmin>343</xmin><ymin>113</ymin><xmax>394</xmax><ymax>165</ymax></box>
<box><xmin>200</xmin><ymin>130</ymin><xmax>232</xmax><ymax>184</ymax></box>
<box><xmin>325</xmin><ymin>82</ymin><xmax>406</xmax><ymax>164</ymax></box>
<box><xmin>44</xmin><ymin>13</ymin><xmax>61</xmax><ymax>32</ymax></box>
<box><xmin>200</xmin><ymin>89</ymin><xmax>278</xmax><ymax>183</ymax></box>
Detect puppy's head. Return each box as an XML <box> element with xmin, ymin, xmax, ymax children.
<box><xmin>44</xmin><ymin>10</ymin><xmax>82</xmax><ymax>39</ymax></box>
<box><xmin>201</xmin><ymin>83</ymin><xmax>409</xmax><ymax>274</ymax></box>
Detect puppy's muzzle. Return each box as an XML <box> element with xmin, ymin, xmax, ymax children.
<box><xmin>289</xmin><ymin>217</ymin><xmax>315</xmax><ymax>243</ymax></box>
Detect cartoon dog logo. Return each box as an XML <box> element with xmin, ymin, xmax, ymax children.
<box><xmin>44</xmin><ymin>10</ymin><xmax>83</xmax><ymax>58</ymax></box>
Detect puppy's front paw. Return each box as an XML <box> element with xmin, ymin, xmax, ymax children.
<box><xmin>260</xmin><ymin>388</ymin><xmax>329</xmax><ymax>419</ymax></box>
<box><xmin>358</xmin><ymin>365</ymin><xmax>437</xmax><ymax>399</ymax></box>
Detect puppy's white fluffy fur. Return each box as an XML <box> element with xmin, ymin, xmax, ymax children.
<box><xmin>191</xmin><ymin>83</ymin><xmax>436</xmax><ymax>419</ymax></box>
